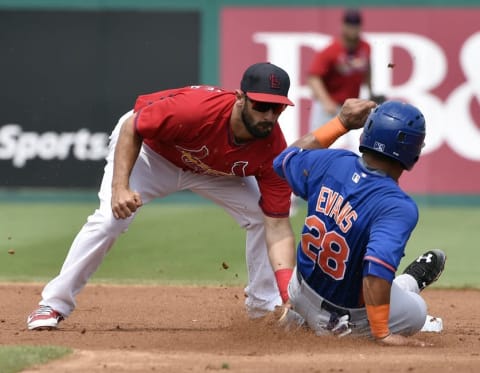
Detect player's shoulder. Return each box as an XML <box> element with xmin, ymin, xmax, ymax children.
<box><xmin>177</xmin><ymin>85</ymin><xmax>235</xmax><ymax>101</ymax></box>
<box><xmin>134</xmin><ymin>85</ymin><xmax>234</xmax><ymax>111</ymax></box>
<box><xmin>287</xmin><ymin>148</ymin><xmax>357</xmax><ymax>172</ymax></box>
<box><xmin>376</xmin><ymin>182</ymin><xmax>418</xmax><ymax>218</ymax></box>
<box><xmin>170</xmin><ymin>86</ymin><xmax>236</xmax><ymax>115</ymax></box>
<box><xmin>323</xmin><ymin>39</ymin><xmax>344</xmax><ymax>53</ymax></box>
<box><xmin>314</xmin><ymin>148</ymin><xmax>357</xmax><ymax>162</ymax></box>
<box><xmin>359</xmin><ymin>39</ymin><xmax>371</xmax><ymax>51</ymax></box>
<box><xmin>184</xmin><ymin>85</ymin><xmax>229</xmax><ymax>95</ymax></box>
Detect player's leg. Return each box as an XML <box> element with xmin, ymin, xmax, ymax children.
<box><xmin>390</xmin><ymin>249</ymin><xmax>447</xmax><ymax>334</ymax></box>
<box><xmin>187</xmin><ymin>175</ymin><xmax>282</xmax><ymax>318</ymax></box>
<box><xmin>28</xmin><ymin>113</ymin><xmax>181</xmax><ymax>330</ymax></box>
<box><xmin>286</xmin><ymin>268</ymin><xmax>364</xmax><ymax>336</ymax></box>
<box><xmin>386</xmin><ymin>280</ymin><xmax>428</xmax><ymax>335</ymax></box>
<box><xmin>376</xmin><ymin>249</ymin><xmax>446</xmax><ymax>336</ymax></box>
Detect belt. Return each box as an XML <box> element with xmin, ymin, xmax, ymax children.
<box><xmin>296</xmin><ymin>269</ymin><xmax>351</xmax><ymax>318</ymax></box>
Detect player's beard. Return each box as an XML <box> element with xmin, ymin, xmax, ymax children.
<box><xmin>241</xmin><ymin>107</ymin><xmax>274</xmax><ymax>139</ymax></box>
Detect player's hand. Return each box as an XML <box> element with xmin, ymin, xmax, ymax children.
<box><xmin>111</xmin><ymin>187</ymin><xmax>143</xmax><ymax>219</ymax></box>
<box><xmin>338</xmin><ymin>98</ymin><xmax>377</xmax><ymax>131</ymax></box>
<box><xmin>376</xmin><ymin>333</ymin><xmax>432</xmax><ymax>347</ymax></box>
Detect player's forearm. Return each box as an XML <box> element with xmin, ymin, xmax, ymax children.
<box><xmin>308</xmin><ymin>76</ymin><xmax>333</xmax><ymax>104</ymax></box>
<box><xmin>289</xmin><ymin>116</ymin><xmax>348</xmax><ymax>149</ymax></box>
<box><xmin>264</xmin><ymin>216</ymin><xmax>296</xmax><ymax>303</ymax></box>
<box><xmin>267</xmin><ymin>235</ymin><xmax>296</xmax><ymax>271</ymax></box>
<box><xmin>264</xmin><ymin>217</ymin><xmax>296</xmax><ymax>269</ymax></box>
<box><xmin>364</xmin><ymin>65</ymin><xmax>372</xmax><ymax>94</ymax></box>
<box><xmin>363</xmin><ymin>275</ymin><xmax>392</xmax><ymax>339</ymax></box>
<box><xmin>290</xmin><ymin>98</ymin><xmax>376</xmax><ymax>150</ymax></box>
<box><xmin>112</xmin><ymin>115</ymin><xmax>143</xmax><ymax>190</ymax></box>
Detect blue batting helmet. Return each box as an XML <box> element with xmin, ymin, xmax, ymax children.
<box><xmin>359</xmin><ymin>101</ymin><xmax>426</xmax><ymax>170</ymax></box>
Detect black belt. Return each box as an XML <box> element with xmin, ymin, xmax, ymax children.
<box><xmin>296</xmin><ymin>269</ymin><xmax>351</xmax><ymax>318</ymax></box>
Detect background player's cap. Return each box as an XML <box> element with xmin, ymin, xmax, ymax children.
<box><xmin>343</xmin><ymin>8</ymin><xmax>362</xmax><ymax>25</ymax></box>
<box><xmin>241</xmin><ymin>62</ymin><xmax>294</xmax><ymax>106</ymax></box>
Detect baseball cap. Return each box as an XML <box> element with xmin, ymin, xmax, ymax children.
<box><xmin>343</xmin><ymin>9</ymin><xmax>362</xmax><ymax>25</ymax></box>
<box><xmin>240</xmin><ymin>62</ymin><xmax>294</xmax><ymax>106</ymax></box>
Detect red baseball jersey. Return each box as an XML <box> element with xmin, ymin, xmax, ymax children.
<box><xmin>309</xmin><ymin>38</ymin><xmax>370</xmax><ymax>105</ymax></box>
<box><xmin>133</xmin><ymin>85</ymin><xmax>291</xmax><ymax>217</ymax></box>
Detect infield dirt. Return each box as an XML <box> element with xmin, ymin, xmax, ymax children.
<box><xmin>1</xmin><ymin>284</ymin><xmax>479</xmax><ymax>372</ymax></box>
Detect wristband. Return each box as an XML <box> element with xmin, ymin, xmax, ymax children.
<box><xmin>274</xmin><ymin>268</ymin><xmax>293</xmax><ymax>303</ymax></box>
<box><xmin>312</xmin><ymin>116</ymin><xmax>348</xmax><ymax>148</ymax></box>
<box><xmin>366</xmin><ymin>304</ymin><xmax>391</xmax><ymax>339</ymax></box>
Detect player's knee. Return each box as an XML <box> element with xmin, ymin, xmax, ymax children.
<box><xmin>397</xmin><ymin>295</ymin><xmax>428</xmax><ymax>336</ymax></box>
<box><xmin>410</xmin><ymin>299</ymin><xmax>428</xmax><ymax>333</ymax></box>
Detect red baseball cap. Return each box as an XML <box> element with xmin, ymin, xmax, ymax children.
<box><xmin>240</xmin><ymin>62</ymin><xmax>294</xmax><ymax>106</ymax></box>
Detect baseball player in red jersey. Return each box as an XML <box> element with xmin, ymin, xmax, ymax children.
<box><xmin>308</xmin><ymin>9</ymin><xmax>372</xmax><ymax>133</ymax></box>
<box><xmin>27</xmin><ymin>62</ymin><xmax>297</xmax><ymax>330</ymax></box>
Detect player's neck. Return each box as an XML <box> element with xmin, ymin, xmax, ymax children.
<box><xmin>361</xmin><ymin>153</ymin><xmax>403</xmax><ymax>182</ymax></box>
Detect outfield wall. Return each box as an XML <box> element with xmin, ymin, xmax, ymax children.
<box><xmin>0</xmin><ymin>0</ymin><xmax>479</xmax><ymax>195</ymax></box>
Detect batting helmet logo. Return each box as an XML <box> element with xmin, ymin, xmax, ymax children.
<box><xmin>373</xmin><ymin>141</ymin><xmax>385</xmax><ymax>152</ymax></box>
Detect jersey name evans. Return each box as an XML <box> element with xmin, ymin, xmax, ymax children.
<box><xmin>316</xmin><ymin>186</ymin><xmax>358</xmax><ymax>233</ymax></box>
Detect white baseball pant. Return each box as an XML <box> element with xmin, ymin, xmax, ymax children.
<box><xmin>39</xmin><ymin>111</ymin><xmax>282</xmax><ymax>319</ymax></box>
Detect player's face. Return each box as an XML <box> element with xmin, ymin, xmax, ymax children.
<box><xmin>241</xmin><ymin>95</ymin><xmax>286</xmax><ymax>139</ymax></box>
<box><xmin>342</xmin><ymin>23</ymin><xmax>361</xmax><ymax>46</ymax></box>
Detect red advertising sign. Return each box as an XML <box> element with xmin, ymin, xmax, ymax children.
<box><xmin>221</xmin><ymin>7</ymin><xmax>480</xmax><ymax>194</ymax></box>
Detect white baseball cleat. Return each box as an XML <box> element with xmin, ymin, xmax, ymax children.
<box><xmin>421</xmin><ymin>315</ymin><xmax>443</xmax><ymax>332</ymax></box>
<box><xmin>27</xmin><ymin>305</ymin><xmax>64</xmax><ymax>330</ymax></box>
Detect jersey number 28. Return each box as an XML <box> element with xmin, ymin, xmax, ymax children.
<box><xmin>301</xmin><ymin>215</ymin><xmax>350</xmax><ymax>280</ymax></box>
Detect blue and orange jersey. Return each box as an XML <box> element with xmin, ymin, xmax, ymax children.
<box><xmin>274</xmin><ymin>147</ymin><xmax>418</xmax><ymax>308</ymax></box>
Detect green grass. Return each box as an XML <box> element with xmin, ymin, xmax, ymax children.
<box><xmin>0</xmin><ymin>345</ymin><xmax>72</xmax><ymax>373</ymax></box>
<box><xmin>0</xmin><ymin>200</ymin><xmax>479</xmax><ymax>288</ymax></box>
<box><xmin>401</xmin><ymin>206</ymin><xmax>480</xmax><ymax>288</ymax></box>
<box><xmin>0</xmin><ymin>202</ymin><xmax>246</xmax><ymax>284</ymax></box>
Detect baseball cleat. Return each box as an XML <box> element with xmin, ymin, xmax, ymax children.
<box><xmin>27</xmin><ymin>305</ymin><xmax>64</xmax><ymax>330</ymax></box>
<box><xmin>402</xmin><ymin>249</ymin><xmax>447</xmax><ymax>291</ymax></box>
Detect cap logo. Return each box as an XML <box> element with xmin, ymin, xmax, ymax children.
<box><xmin>269</xmin><ymin>74</ymin><xmax>281</xmax><ymax>89</ymax></box>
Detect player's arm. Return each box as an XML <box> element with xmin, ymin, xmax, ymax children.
<box><xmin>307</xmin><ymin>75</ymin><xmax>338</xmax><ymax>116</ymax></box>
<box><xmin>363</xmin><ymin>276</ymin><xmax>429</xmax><ymax>347</ymax></box>
<box><xmin>111</xmin><ymin>113</ymin><xmax>143</xmax><ymax>219</ymax></box>
<box><xmin>290</xmin><ymin>98</ymin><xmax>376</xmax><ymax>150</ymax></box>
<box><xmin>257</xmin><ymin>169</ymin><xmax>296</xmax><ymax>304</ymax></box>
<box><xmin>365</xmin><ymin>66</ymin><xmax>372</xmax><ymax>97</ymax></box>
<box><xmin>363</xmin><ymin>203</ymin><xmax>428</xmax><ymax>347</ymax></box>
<box><xmin>264</xmin><ymin>215</ymin><xmax>296</xmax><ymax>304</ymax></box>
<box><xmin>307</xmin><ymin>50</ymin><xmax>338</xmax><ymax>115</ymax></box>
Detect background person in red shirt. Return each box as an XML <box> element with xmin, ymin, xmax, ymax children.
<box><xmin>307</xmin><ymin>9</ymin><xmax>372</xmax><ymax>134</ymax></box>
<box><xmin>27</xmin><ymin>62</ymin><xmax>298</xmax><ymax>330</ymax></box>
